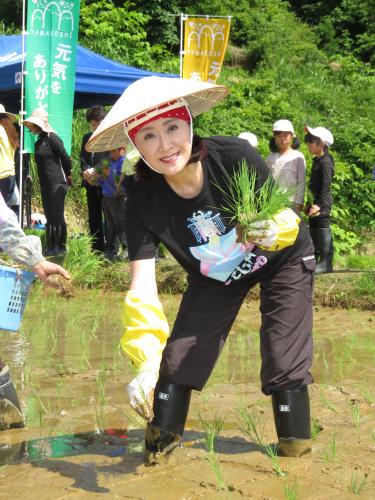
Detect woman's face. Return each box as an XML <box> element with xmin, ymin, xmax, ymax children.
<box><xmin>307</xmin><ymin>139</ymin><xmax>324</xmax><ymax>156</ymax></box>
<box><xmin>274</xmin><ymin>131</ymin><xmax>293</xmax><ymax>152</ymax></box>
<box><xmin>134</xmin><ymin>118</ymin><xmax>192</xmax><ymax>176</ymax></box>
<box><xmin>25</xmin><ymin>123</ymin><xmax>42</xmax><ymax>135</ymax></box>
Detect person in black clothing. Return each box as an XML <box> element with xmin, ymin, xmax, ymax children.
<box><xmin>24</xmin><ymin>110</ymin><xmax>72</xmax><ymax>256</ymax></box>
<box><xmin>80</xmin><ymin>106</ymin><xmax>110</xmax><ymax>252</ymax></box>
<box><xmin>87</xmin><ymin>77</ymin><xmax>316</xmax><ymax>463</ymax></box>
<box><xmin>304</xmin><ymin>126</ymin><xmax>335</xmax><ymax>274</ymax></box>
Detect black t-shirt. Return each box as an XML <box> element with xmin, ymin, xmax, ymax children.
<box><xmin>125</xmin><ymin>136</ymin><xmax>313</xmax><ymax>286</ymax></box>
<box><xmin>34</xmin><ymin>132</ymin><xmax>71</xmax><ymax>186</ymax></box>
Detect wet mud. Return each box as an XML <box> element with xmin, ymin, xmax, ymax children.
<box><xmin>0</xmin><ymin>289</ymin><xmax>374</xmax><ymax>499</ymax></box>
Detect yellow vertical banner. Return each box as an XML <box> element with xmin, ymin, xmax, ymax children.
<box><xmin>182</xmin><ymin>17</ymin><xmax>231</xmax><ymax>82</ymax></box>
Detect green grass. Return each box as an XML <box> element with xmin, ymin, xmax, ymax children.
<box><xmin>346</xmin><ymin>255</ymin><xmax>375</xmax><ymax>270</ymax></box>
<box><xmin>348</xmin><ymin>472</ymin><xmax>368</xmax><ymax>495</ymax></box>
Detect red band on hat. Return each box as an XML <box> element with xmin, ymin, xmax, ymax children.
<box><xmin>127</xmin><ymin>104</ymin><xmax>191</xmax><ymax>142</ymax></box>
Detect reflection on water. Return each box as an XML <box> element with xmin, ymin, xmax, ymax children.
<box><xmin>0</xmin><ymin>428</ymin><xmax>144</xmax><ymax>466</ymax></box>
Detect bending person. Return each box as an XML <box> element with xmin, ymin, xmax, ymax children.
<box><xmin>87</xmin><ymin>77</ymin><xmax>316</xmax><ymax>463</ymax></box>
<box><xmin>0</xmin><ymin>192</ymin><xmax>70</xmax><ymax>430</ymax></box>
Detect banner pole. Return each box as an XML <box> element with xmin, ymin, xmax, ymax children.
<box><xmin>179</xmin><ymin>13</ymin><xmax>185</xmax><ymax>77</ymax></box>
<box><xmin>18</xmin><ymin>0</ymin><xmax>27</xmax><ymax>226</ymax></box>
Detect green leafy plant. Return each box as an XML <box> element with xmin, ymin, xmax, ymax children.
<box><xmin>63</xmin><ymin>234</ymin><xmax>105</xmax><ymax>288</ymax></box>
<box><xmin>217</xmin><ymin>161</ymin><xmax>293</xmax><ymax>242</ymax></box>
<box><xmin>238</xmin><ymin>407</ymin><xmax>264</xmax><ymax>447</ymax></box>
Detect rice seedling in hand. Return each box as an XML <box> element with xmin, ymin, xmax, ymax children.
<box><xmin>217</xmin><ymin>160</ymin><xmax>294</xmax><ymax>244</ymax></box>
<box><xmin>63</xmin><ymin>234</ymin><xmax>105</xmax><ymax>288</ymax></box>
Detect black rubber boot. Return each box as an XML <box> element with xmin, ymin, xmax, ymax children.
<box><xmin>314</xmin><ymin>227</ymin><xmax>333</xmax><ymax>274</ymax></box>
<box><xmin>58</xmin><ymin>224</ymin><xmax>67</xmax><ymax>254</ymax></box>
<box><xmin>43</xmin><ymin>223</ymin><xmax>56</xmax><ymax>256</ymax></box>
<box><xmin>0</xmin><ymin>366</ymin><xmax>24</xmax><ymax>431</ymax></box>
<box><xmin>145</xmin><ymin>381</ymin><xmax>191</xmax><ymax>465</ymax></box>
<box><xmin>271</xmin><ymin>386</ymin><xmax>311</xmax><ymax>457</ymax></box>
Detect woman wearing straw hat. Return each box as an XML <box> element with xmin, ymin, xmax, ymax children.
<box><xmin>0</xmin><ymin>191</ymin><xmax>70</xmax><ymax>430</ymax></box>
<box><xmin>24</xmin><ymin>110</ymin><xmax>72</xmax><ymax>256</ymax></box>
<box><xmin>87</xmin><ymin>76</ymin><xmax>316</xmax><ymax>463</ymax></box>
<box><xmin>0</xmin><ymin>104</ymin><xmax>18</xmax><ymax>207</ymax></box>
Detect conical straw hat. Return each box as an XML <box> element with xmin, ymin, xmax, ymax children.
<box><xmin>86</xmin><ymin>76</ymin><xmax>229</xmax><ymax>152</ymax></box>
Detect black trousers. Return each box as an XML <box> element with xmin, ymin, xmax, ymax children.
<box><xmin>159</xmin><ymin>256</ymin><xmax>315</xmax><ymax>395</ymax></box>
<box><xmin>0</xmin><ymin>175</ymin><xmax>16</xmax><ymax>206</ymax></box>
<box><xmin>85</xmin><ymin>184</ymin><xmax>105</xmax><ymax>252</ymax></box>
<box><xmin>102</xmin><ymin>196</ymin><xmax>127</xmax><ymax>254</ymax></box>
<box><xmin>40</xmin><ymin>183</ymin><xmax>67</xmax><ymax>226</ymax></box>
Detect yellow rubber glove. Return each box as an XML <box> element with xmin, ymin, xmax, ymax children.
<box><xmin>121</xmin><ymin>290</ymin><xmax>169</xmax><ymax>374</ymax></box>
<box><xmin>247</xmin><ymin>208</ymin><xmax>301</xmax><ymax>252</ymax></box>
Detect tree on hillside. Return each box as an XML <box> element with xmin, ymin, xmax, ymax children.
<box><xmin>289</xmin><ymin>0</ymin><xmax>375</xmax><ymax>65</ymax></box>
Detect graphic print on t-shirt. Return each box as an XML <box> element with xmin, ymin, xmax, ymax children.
<box><xmin>188</xmin><ymin>210</ymin><xmax>267</xmax><ymax>284</ymax></box>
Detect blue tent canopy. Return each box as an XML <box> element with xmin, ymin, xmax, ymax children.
<box><xmin>0</xmin><ymin>35</ymin><xmax>177</xmax><ymax>113</ymax></box>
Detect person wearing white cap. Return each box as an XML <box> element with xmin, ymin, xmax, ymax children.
<box><xmin>266</xmin><ymin>119</ymin><xmax>306</xmax><ymax>213</ymax></box>
<box><xmin>87</xmin><ymin>76</ymin><xmax>316</xmax><ymax>463</ymax></box>
<box><xmin>24</xmin><ymin>109</ymin><xmax>72</xmax><ymax>256</ymax></box>
<box><xmin>304</xmin><ymin>125</ymin><xmax>335</xmax><ymax>274</ymax></box>
<box><xmin>238</xmin><ymin>131</ymin><xmax>258</xmax><ymax>148</ymax></box>
<box><xmin>0</xmin><ymin>104</ymin><xmax>18</xmax><ymax>207</ymax></box>
<box><xmin>0</xmin><ymin>191</ymin><xmax>70</xmax><ymax>430</ymax></box>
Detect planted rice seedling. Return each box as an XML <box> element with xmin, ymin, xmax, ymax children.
<box><xmin>238</xmin><ymin>406</ymin><xmax>286</xmax><ymax>477</ymax></box>
<box><xmin>284</xmin><ymin>479</ymin><xmax>299</xmax><ymax>500</ymax></box>
<box><xmin>311</xmin><ymin>418</ymin><xmax>323</xmax><ymax>440</ymax></box>
<box><xmin>199</xmin><ymin>414</ymin><xmax>228</xmax><ymax>493</ymax></box>
<box><xmin>348</xmin><ymin>472</ymin><xmax>368</xmax><ymax>495</ymax></box>
<box><xmin>350</xmin><ymin>401</ymin><xmax>361</xmax><ymax>429</ymax></box>
<box><xmin>238</xmin><ymin>406</ymin><xmax>265</xmax><ymax>447</ymax></box>
<box><xmin>319</xmin><ymin>387</ymin><xmax>338</xmax><ymax>414</ymax></box>
<box><xmin>322</xmin><ymin>432</ymin><xmax>338</xmax><ymax>463</ymax></box>
<box><xmin>94</xmin><ymin>363</ymin><xmax>107</xmax><ymax>433</ymax></box>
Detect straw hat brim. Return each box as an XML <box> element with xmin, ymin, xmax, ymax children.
<box><xmin>23</xmin><ymin>116</ymin><xmax>53</xmax><ymax>134</ymax></box>
<box><xmin>86</xmin><ymin>76</ymin><xmax>229</xmax><ymax>152</ymax></box>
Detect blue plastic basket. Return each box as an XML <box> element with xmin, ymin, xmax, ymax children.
<box><xmin>0</xmin><ymin>265</ymin><xmax>35</xmax><ymax>332</ymax></box>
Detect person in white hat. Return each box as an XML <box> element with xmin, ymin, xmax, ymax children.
<box><xmin>238</xmin><ymin>131</ymin><xmax>258</xmax><ymax>148</ymax></box>
<box><xmin>266</xmin><ymin>119</ymin><xmax>306</xmax><ymax>213</ymax></box>
<box><xmin>304</xmin><ymin>126</ymin><xmax>335</xmax><ymax>274</ymax></box>
<box><xmin>87</xmin><ymin>76</ymin><xmax>316</xmax><ymax>463</ymax></box>
<box><xmin>24</xmin><ymin>109</ymin><xmax>72</xmax><ymax>256</ymax></box>
<box><xmin>0</xmin><ymin>104</ymin><xmax>18</xmax><ymax>207</ymax></box>
<box><xmin>0</xmin><ymin>191</ymin><xmax>70</xmax><ymax>430</ymax></box>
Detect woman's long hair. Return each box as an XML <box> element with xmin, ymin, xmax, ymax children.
<box><xmin>135</xmin><ymin>133</ymin><xmax>207</xmax><ymax>181</ymax></box>
<box><xmin>0</xmin><ymin>114</ymin><xmax>19</xmax><ymax>150</ymax></box>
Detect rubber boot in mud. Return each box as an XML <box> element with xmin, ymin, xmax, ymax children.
<box><xmin>272</xmin><ymin>386</ymin><xmax>311</xmax><ymax>457</ymax></box>
<box><xmin>145</xmin><ymin>381</ymin><xmax>191</xmax><ymax>465</ymax></box>
<box><xmin>0</xmin><ymin>366</ymin><xmax>24</xmax><ymax>431</ymax></box>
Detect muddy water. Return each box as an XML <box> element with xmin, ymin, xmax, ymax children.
<box><xmin>0</xmin><ymin>288</ymin><xmax>374</xmax><ymax>499</ymax></box>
